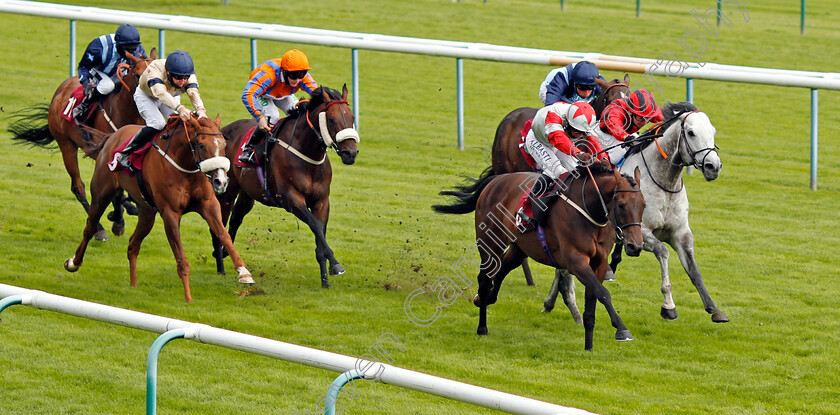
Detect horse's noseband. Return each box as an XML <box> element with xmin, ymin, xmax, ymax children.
<box><xmin>674</xmin><ymin>111</ymin><xmax>719</xmax><ymax>170</ymax></box>
<box><xmin>612</xmin><ymin>186</ymin><xmax>643</xmax><ymax>241</ymax></box>
<box><xmin>314</xmin><ymin>100</ymin><xmax>359</xmax><ymax>150</ymax></box>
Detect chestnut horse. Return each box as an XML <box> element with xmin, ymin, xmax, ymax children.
<box><xmin>64</xmin><ymin>114</ymin><xmax>253</xmax><ymax>302</ymax></box>
<box><xmin>433</xmin><ymin>161</ymin><xmax>645</xmax><ymax>350</ymax></box>
<box><xmin>490</xmin><ymin>76</ymin><xmax>630</xmax><ymax>286</ymax></box>
<box><xmin>212</xmin><ymin>86</ymin><xmax>359</xmax><ymax>288</ymax></box>
<box><xmin>8</xmin><ymin>49</ymin><xmax>157</xmax><ymax>241</ymax></box>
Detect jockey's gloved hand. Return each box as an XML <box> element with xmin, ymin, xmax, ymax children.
<box><xmin>575</xmin><ymin>152</ymin><xmax>592</xmax><ymax>163</ymax></box>
<box><xmin>177</xmin><ymin>105</ymin><xmax>191</xmax><ymax>121</ymax></box>
<box><xmin>622</xmin><ymin>133</ymin><xmax>639</xmax><ymax>146</ymax></box>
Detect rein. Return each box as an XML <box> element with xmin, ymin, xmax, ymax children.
<box><xmin>154</xmin><ymin>118</ymin><xmax>228</xmax><ymax>175</ymax></box>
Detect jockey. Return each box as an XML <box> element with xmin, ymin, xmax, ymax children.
<box><xmin>239</xmin><ymin>49</ymin><xmax>319</xmax><ymax>164</ymax></box>
<box><xmin>515</xmin><ymin>101</ymin><xmax>609</xmax><ymax>232</ymax></box>
<box><xmin>73</xmin><ymin>24</ymin><xmax>147</xmax><ymax>124</ymax></box>
<box><xmin>109</xmin><ymin>50</ymin><xmax>207</xmax><ymax>172</ymax></box>
<box><xmin>598</xmin><ymin>89</ymin><xmax>664</xmax><ymax>164</ymax></box>
<box><xmin>539</xmin><ymin>61</ymin><xmax>606</xmax><ymax>106</ymax></box>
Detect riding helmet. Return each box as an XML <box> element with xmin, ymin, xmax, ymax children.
<box><xmin>115</xmin><ymin>24</ymin><xmax>141</xmax><ymax>46</ymax></box>
<box><xmin>165</xmin><ymin>50</ymin><xmax>195</xmax><ymax>76</ymax></box>
<box><xmin>570</xmin><ymin>61</ymin><xmax>599</xmax><ymax>87</ymax></box>
<box><xmin>280</xmin><ymin>49</ymin><xmax>311</xmax><ymax>72</ymax></box>
<box><xmin>565</xmin><ymin>102</ymin><xmax>599</xmax><ymax>134</ymax></box>
<box><xmin>626</xmin><ymin>89</ymin><xmax>659</xmax><ymax>119</ymax></box>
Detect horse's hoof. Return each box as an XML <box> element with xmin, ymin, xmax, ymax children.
<box><xmin>94</xmin><ymin>230</ymin><xmax>109</xmax><ymax>242</ymax></box>
<box><xmin>321</xmin><ymin>280</ymin><xmax>331</xmax><ymax>289</ymax></box>
<box><xmin>64</xmin><ymin>258</ymin><xmax>79</xmax><ymax>272</ymax></box>
<box><xmin>603</xmin><ymin>270</ymin><xmax>616</xmax><ymax>282</ymax></box>
<box><xmin>111</xmin><ymin>222</ymin><xmax>125</xmax><ymax>237</ymax></box>
<box><xmin>661</xmin><ymin>307</ymin><xmax>678</xmax><ymax>321</ymax></box>
<box><xmin>711</xmin><ymin>310</ymin><xmax>730</xmax><ymax>323</ymax></box>
<box><xmin>542</xmin><ymin>301</ymin><xmax>555</xmax><ymax>313</ymax></box>
<box><xmin>330</xmin><ymin>264</ymin><xmax>346</xmax><ymax>276</ymax></box>
<box><xmin>477</xmin><ymin>327</ymin><xmax>488</xmax><ymax>336</ymax></box>
<box><xmin>238</xmin><ymin>275</ymin><xmax>254</xmax><ymax>284</ymax></box>
<box><xmin>615</xmin><ymin>329</ymin><xmax>634</xmax><ymax>341</ymax></box>
<box><xmin>472</xmin><ymin>294</ymin><xmax>481</xmax><ymax>307</ymax></box>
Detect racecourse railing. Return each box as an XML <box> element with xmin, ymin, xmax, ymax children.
<box><xmin>0</xmin><ymin>284</ymin><xmax>593</xmax><ymax>415</ymax></box>
<box><xmin>0</xmin><ymin>0</ymin><xmax>836</xmax><ymax>189</ymax></box>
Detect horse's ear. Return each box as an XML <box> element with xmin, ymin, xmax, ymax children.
<box><xmin>341</xmin><ymin>84</ymin><xmax>349</xmax><ymax>100</ymax></box>
<box><xmin>215</xmin><ymin>113</ymin><xmax>222</xmax><ymax>128</ymax></box>
<box><xmin>149</xmin><ymin>48</ymin><xmax>158</xmax><ymax>60</ymax></box>
<box><xmin>595</xmin><ymin>78</ymin><xmax>609</xmax><ymax>89</ymax></box>
<box><xmin>321</xmin><ymin>87</ymin><xmax>331</xmax><ymax>103</ymax></box>
<box><xmin>623</xmin><ymin>73</ymin><xmax>631</xmax><ymax>84</ymax></box>
<box><xmin>634</xmin><ymin>166</ymin><xmax>641</xmax><ymax>186</ymax></box>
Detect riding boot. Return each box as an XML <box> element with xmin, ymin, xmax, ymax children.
<box><xmin>72</xmin><ymin>88</ymin><xmax>104</xmax><ymax>124</ymax></box>
<box><xmin>239</xmin><ymin>127</ymin><xmax>268</xmax><ymax>164</ymax></box>
<box><xmin>515</xmin><ymin>174</ymin><xmax>555</xmax><ymax>233</ymax></box>
<box><xmin>111</xmin><ymin>126</ymin><xmax>159</xmax><ymax>172</ymax></box>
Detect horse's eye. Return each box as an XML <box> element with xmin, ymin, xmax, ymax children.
<box><xmin>687</xmin><ymin>130</ymin><xmax>695</xmax><ymax>137</ymax></box>
<box><xmin>617</xmin><ymin>201</ymin><xmax>625</xmax><ymax>209</ymax></box>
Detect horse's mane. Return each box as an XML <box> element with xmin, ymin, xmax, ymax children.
<box><xmin>662</xmin><ymin>101</ymin><xmax>699</xmax><ymax>117</ymax></box>
<box><xmin>573</xmin><ymin>160</ymin><xmax>613</xmax><ymax>177</ymax></box>
<box><xmin>291</xmin><ymin>86</ymin><xmax>342</xmax><ymax>118</ymax></box>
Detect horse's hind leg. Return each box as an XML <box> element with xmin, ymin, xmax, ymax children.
<box><xmin>127</xmin><ymin>205</ymin><xmax>156</xmax><ymax>288</ymax></box>
<box><xmin>486</xmin><ymin>244</ymin><xmax>526</xmax><ymax>305</ymax></box>
<box><xmin>57</xmin><ymin>138</ymin><xmax>108</xmax><ymax>241</ymax></box>
<box><xmin>521</xmin><ymin>259</ymin><xmax>535</xmax><ymax>286</ymax></box>
<box><xmin>670</xmin><ymin>229</ymin><xmax>729</xmax><ymax>323</ymax></box>
<box><xmin>108</xmin><ymin>190</ymin><xmax>126</xmax><ymax>237</ymax></box>
<box><xmin>604</xmin><ymin>241</ymin><xmax>622</xmax><ymax>282</ymax></box>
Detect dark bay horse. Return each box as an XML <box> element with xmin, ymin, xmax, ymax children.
<box><xmin>433</xmin><ymin>162</ymin><xmax>645</xmax><ymax>350</ymax></box>
<box><xmin>64</xmin><ymin>114</ymin><xmax>253</xmax><ymax>302</ymax></box>
<box><xmin>490</xmin><ymin>76</ymin><xmax>630</xmax><ymax>286</ymax></box>
<box><xmin>8</xmin><ymin>49</ymin><xmax>157</xmax><ymax>241</ymax></box>
<box><xmin>212</xmin><ymin>85</ymin><xmax>359</xmax><ymax>288</ymax></box>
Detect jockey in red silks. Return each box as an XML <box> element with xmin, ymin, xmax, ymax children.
<box><xmin>597</xmin><ymin>88</ymin><xmax>664</xmax><ymax>164</ymax></box>
<box><xmin>515</xmin><ymin>101</ymin><xmax>609</xmax><ymax>233</ymax></box>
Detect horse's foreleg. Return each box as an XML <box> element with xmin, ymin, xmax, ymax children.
<box><xmin>605</xmin><ymin>241</ymin><xmax>622</xmax><ymax>282</ymax></box>
<box><xmin>158</xmin><ymin>209</ymin><xmax>192</xmax><ymax>302</ymax></box>
<box><xmin>108</xmin><ymin>190</ymin><xmax>126</xmax><ymax>237</ymax></box>
<box><xmin>644</xmin><ymin>230</ymin><xmax>677</xmax><ymax>320</ymax></box>
<box><xmin>126</xmin><ymin>205</ymin><xmax>157</xmax><ymax>288</ymax></box>
<box><xmin>582</xmin><ymin>285</ymin><xmax>597</xmax><ymax>351</ymax></box>
<box><xmin>311</xmin><ymin>198</ymin><xmax>345</xmax><ymax>278</ymax></box>
<box><xmin>569</xmin><ymin>259</ymin><xmax>632</xmax><ymax>349</ymax></box>
<box><xmin>671</xmin><ymin>230</ymin><xmax>729</xmax><ymax>323</ymax></box>
<box><xmin>65</xmin><ymin>176</ymin><xmax>119</xmax><ymax>272</ymax></box>
<box><xmin>199</xmin><ymin>199</ymin><xmax>253</xmax><ymax>285</ymax></box>
<box><xmin>287</xmin><ymin>197</ymin><xmax>335</xmax><ymax>288</ymax></box>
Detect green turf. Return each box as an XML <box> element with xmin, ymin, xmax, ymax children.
<box><xmin>1</xmin><ymin>1</ymin><xmax>839</xmax><ymax>414</ymax></box>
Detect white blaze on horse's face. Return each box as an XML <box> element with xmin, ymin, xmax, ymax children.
<box><xmin>682</xmin><ymin>112</ymin><xmax>721</xmax><ymax>181</ymax></box>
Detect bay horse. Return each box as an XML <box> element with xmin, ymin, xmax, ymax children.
<box><xmin>64</xmin><ymin>114</ymin><xmax>253</xmax><ymax>302</ymax></box>
<box><xmin>8</xmin><ymin>49</ymin><xmax>157</xmax><ymax>241</ymax></box>
<box><xmin>490</xmin><ymin>75</ymin><xmax>630</xmax><ymax>286</ymax></box>
<box><xmin>543</xmin><ymin>102</ymin><xmax>729</xmax><ymax>324</ymax></box>
<box><xmin>433</xmin><ymin>161</ymin><xmax>645</xmax><ymax>351</ymax></box>
<box><xmin>212</xmin><ymin>85</ymin><xmax>359</xmax><ymax>288</ymax></box>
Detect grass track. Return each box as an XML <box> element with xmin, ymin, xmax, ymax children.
<box><xmin>1</xmin><ymin>1</ymin><xmax>839</xmax><ymax>414</ymax></box>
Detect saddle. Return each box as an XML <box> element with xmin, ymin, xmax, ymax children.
<box><xmin>234</xmin><ymin>116</ymin><xmax>295</xmax><ymax>168</ymax></box>
<box><xmin>61</xmin><ymin>85</ymin><xmax>97</xmax><ymax>126</ymax></box>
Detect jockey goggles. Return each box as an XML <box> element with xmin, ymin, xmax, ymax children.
<box><xmin>285</xmin><ymin>70</ymin><xmax>307</xmax><ymax>80</ymax></box>
<box><xmin>576</xmin><ymin>84</ymin><xmax>595</xmax><ymax>91</ymax></box>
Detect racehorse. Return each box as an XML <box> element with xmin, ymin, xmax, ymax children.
<box><xmin>8</xmin><ymin>49</ymin><xmax>157</xmax><ymax>241</ymax></box>
<box><xmin>212</xmin><ymin>85</ymin><xmax>359</xmax><ymax>289</ymax></box>
<box><xmin>63</xmin><ymin>114</ymin><xmax>253</xmax><ymax>302</ymax></box>
<box><xmin>542</xmin><ymin>102</ymin><xmax>729</xmax><ymax>324</ymax></box>
<box><xmin>433</xmin><ymin>161</ymin><xmax>645</xmax><ymax>350</ymax></box>
<box><xmin>490</xmin><ymin>76</ymin><xmax>630</xmax><ymax>285</ymax></box>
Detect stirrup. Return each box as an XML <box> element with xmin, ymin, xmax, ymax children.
<box><xmin>116</xmin><ymin>152</ymin><xmax>136</xmax><ymax>173</ymax></box>
<box><xmin>238</xmin><ymin>149</ymin><xmax>256</xmax><ymax>165</ymax></box>
<box><xmin>515</xmin><ymin>210</ymin><xmax>534</xmax><ymax>233</ymax></box>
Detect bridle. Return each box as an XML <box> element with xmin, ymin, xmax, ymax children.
<box><xmin>570</xmin><ymin>166</ymin><xmax>643</xmax><ymax>241</ymax></box>
<box><xmin>306</xmin><ymin>99</ymin><xmax>359</xmax><ymax>152</ymax></box>
<box><xmin>153</xmin><ymin>117</ymin><xmax>230</xmax><ymax>177</ymax></box>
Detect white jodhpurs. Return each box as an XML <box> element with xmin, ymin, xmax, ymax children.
<box><xmin>254</xmin><ymin>94</ymin><xmax>300</xmax><ymax>124</ymax></box>
<box><xmin>134</xmin><ymin>88</ymin><xmax>178</xmax><ymax>130</ymax></box>
<box><xmin>594</xmin><ymin>129</ymin><xmax>627</xmax><ymax>165</ymax></box>
<box><xmin>90</xmin><ymin>68</ymin><xmax>116</xmax><ymax>95</ymax></box>
<box><xmin>523</xmin><ymin>131</ymin><xmax>578</xmax><ymax>180</ymax></box>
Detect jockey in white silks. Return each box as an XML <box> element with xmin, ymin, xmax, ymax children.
<box><xmin>514</xmin><ymin>101</ymin><xmax>609</xmax><ymax>233</ymax></box>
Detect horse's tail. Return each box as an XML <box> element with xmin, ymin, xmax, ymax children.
<box><xmin>432</xmin><ymin>166</ymin><xmax>496</xmax><ymax>215</ymax></box>
<box><xmin>7</xmin><ymin>104</ymin><xmax>54</xmax><ymax>147</ymax></box>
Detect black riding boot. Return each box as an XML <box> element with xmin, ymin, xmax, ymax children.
<box><xmin>115</xmin><ymin>126</ymin><xmax>159</xmax><ymax>171</ymax></box>
<box><xmin>72</xmin><ymin>88</ymin><xmax>104</xmax><ymax>124</ymax></box>
<box><xmin>239</xmin><ymin>127</ymin><xmax>268</xmax><ymax>164</ymax></box>
<box><xmin>515</xmin><ymin>173</ymin><xmax>555</xmax><ymax>233</ymax></box>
